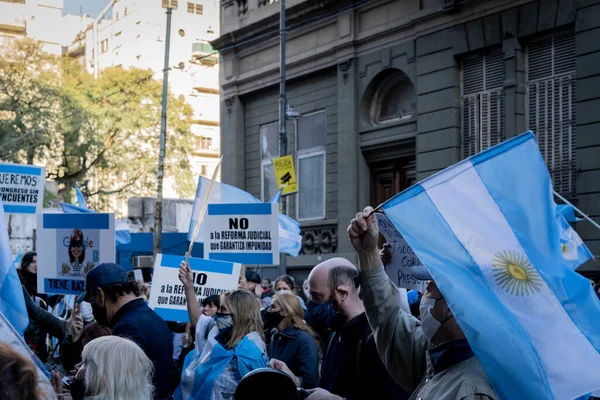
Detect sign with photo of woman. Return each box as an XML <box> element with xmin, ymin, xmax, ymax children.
<box><xmin>37</xmin><ymin>213</ymin><xmax>115</xmax><ymax>295</ymax></box>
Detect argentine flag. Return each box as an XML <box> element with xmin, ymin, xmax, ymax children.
<box><xmin>382</xmin><ymin>132</ymin><xmax>600</xmax><ymax>400</ymax></box>
<box><xmin>188</xmin><ymin>177</ymin><xmax>302</xmax><ymax>257</ymax></box>
<box><xmin>557</xmin><ymin>213</ymin><xmax>593</xmax><ymax>271</ymax></box>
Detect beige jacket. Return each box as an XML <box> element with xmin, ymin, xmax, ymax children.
<box><xmin>359</xmin><ymin>266</ymin><xmax>498</xmax><ymax>400</ymax></box>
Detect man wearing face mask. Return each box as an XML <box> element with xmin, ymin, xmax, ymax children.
<box><xmin>77</xmin><ymin>262</ymin><xmax>173</xmax><ymax>400</ymax></box>
<box><xmin>348</xmin><ymin>207</ymin><xmax>497</xmax><ymax>400</ymax></box>
<box><xmin>271</xmin><ymin>257</ymin><xmax>408</xmax><ymax>400</ymax></box>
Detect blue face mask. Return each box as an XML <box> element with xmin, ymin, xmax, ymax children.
<box><xmin>307</xmin><ymin>299</ymin><xmax>338</xmax><ymax>330</ymax></box>
<box><xmin>214</xmin><ymin>313</ymin><xmax>234</xmax><ymax>333</ymax></box>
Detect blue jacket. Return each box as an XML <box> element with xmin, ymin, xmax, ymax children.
<box><xmin>112</xmin><ymin>298</ymin><xmax>173</xmax><ymax>400</ymax></box>
<box><xmin>320</xmin><ymin>313</ymin><xmax>409</xmax><ymax>400</ymax></box>
<box><xmin>268</xmin><ymin>326</ymin><xmax>319</xmax><ymax>389</ymax></box>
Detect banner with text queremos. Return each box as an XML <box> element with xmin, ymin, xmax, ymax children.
<box><xmin>0</xmin><ymin>162</ymin><xmax>45</xmax><ymax>214</ymax></box>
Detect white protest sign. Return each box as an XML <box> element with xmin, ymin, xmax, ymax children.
<box><xmin>0</xmin><ymin>162</ymin><xmax>45</xmax><ymax>214</ymax></box>
<box><xmin>133</xmin><ymin>269</ymin><xmax>144</xmax><ymax>282</ymax></box>
<box><xmin>204</xmin><ymin>203</ymin><xmax>279</xmax><ymax>265</ymax></box>
<box><xmin>37</xmin><ymin>213</ymin><xmax>115</xmax><ymax>295</ymax></box>
<box><xmin>148</xmin><ymin>254</ymin><xmax>241</xmax><ymax>322</ymax></box>
<box><xmin>376</xmin><ymin>213</ymin><xmax>427</xmax><ymax>293</ymax></box>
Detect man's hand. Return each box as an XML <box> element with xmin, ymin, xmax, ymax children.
<box><xmin>306</xmin><ymin>388</ymin><xmax>343</xmax><ymax>400</ymax></box>
<box><xmin>178</xmin><ymin>261</ymin><xmax>194</xmax><ymax>288</ymax></box>
<box><xmin>67</xmin><ymin>313</ymin><xmax>84</xmax><ymax>342</ymax></box>
<box><xmin>348</xmin><ymin>207</ymin><xmax>382</xmax><ymax>271</ymax></box>
<box><xmin>268</xmin><ymin>358</ymin><xmax>301</xmax><ymax>387</ymax></box>
<box><xmin>380</xmin><ymin>243</ymin><xmax>392</xmax><ymax>265</ymax></box>
<box><xmin>348</xmin><ymin>206</ymin><xmax>379</xmax><ymax>253</ymax></box>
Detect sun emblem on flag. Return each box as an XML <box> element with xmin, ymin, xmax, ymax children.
<box><xmin>492</xmin><ymin>250</ymin><xmax>543</xmax><ymax>296</ymax></box>
<box><xmin>561</xmin><ymin>243</ymin><xmax>568</xmax><ymax>254</ymax></box>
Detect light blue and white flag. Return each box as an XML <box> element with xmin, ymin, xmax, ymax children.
<box><xmin>0</xmin><ymin>200</ymin><xmax>28</xmax><ymax>335</ymax></box>
<box><xmin>556</xmin><ymin>204</ymin><xmax>580</xmax><ymax>223</ymax></box>
<box><xmin>189</xmin><ymin>177</ymin><xmax>302</xmax><ymax>256</ymax></box>
<box><xmin>557</xmin><ymin>214</ymin><xmax>593</xmax><ymax>271</ymax></box>
<box><xmin>382</xmin><ymin>131</ymin><xmax>600</xmax><ymax>400</ymax></box>
<box><xmin>75</xmin><ymin>184</ymin><xmax>87</xmax><ymax>209</ymax></box>
<box><xmin>60</xmin><ymin>186</ymin><xmax>131</xmax><ymax>245</ymax></box>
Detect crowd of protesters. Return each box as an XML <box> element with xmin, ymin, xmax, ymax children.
<box><xmin>4</xmin><ymin>211</ymin><xmax>600</xmax><ymax>400</ymax></box>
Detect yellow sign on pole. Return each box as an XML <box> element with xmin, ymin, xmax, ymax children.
<box><xmin>273</xmin><ymin>155</ymin><xmax>298</xmax><ymax>196</ymax></box>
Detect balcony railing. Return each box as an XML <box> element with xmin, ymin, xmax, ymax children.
<box><xmin>192</xmin><ymin>42</ymin><xmax>218</xmax><ymax>64</ymax></box>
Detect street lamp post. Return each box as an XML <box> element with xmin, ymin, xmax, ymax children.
<box><xmin>278</xmin><ymin>0</ymin><xmax>288</xmax><ymax>276</ymax></box>
<box><xmin>153</xmin><ymin>2</ymin><xmax>176</xmax><ymax>259</ymax></box>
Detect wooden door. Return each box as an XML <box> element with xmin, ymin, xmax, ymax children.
<box><xmin>371</xmin><ymin>159</ymin><xmax>416</xmax><ymax>207</ymax></box>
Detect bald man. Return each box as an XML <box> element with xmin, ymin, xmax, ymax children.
<box><xmin>270</xmin><ymin>258</ymin><xmax>408</xmax><ymax>400</ymax></box>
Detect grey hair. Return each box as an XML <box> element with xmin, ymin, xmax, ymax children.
<box><xmin>329</xmin><ymin>263</ymin><xmax>358</xmax><ymax>293</ymax></box>
<box><xmin>82</xmin><ymin>336</ymin><xmax>154</xmax><ymax>400</ymax></box>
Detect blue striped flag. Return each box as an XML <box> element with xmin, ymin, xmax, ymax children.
<box><xmin>0</xmin><ymin>199</ymin><xmax>28</xmax><ymax>335</ymax></box>
<box><xmin>382</xmin><ymin>131</ymin><xmax>600</xmax><ymax>400</ymax></box>
<box><xmin>557</xmin><ymin>214</ymin><xmax>594</xmax><ymax>271</ymax></box>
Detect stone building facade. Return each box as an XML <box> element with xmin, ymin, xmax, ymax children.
<box><xmin>213</xmin><ymin>0</ymin><xmax>600</xmax><ymax>280</ymax></box>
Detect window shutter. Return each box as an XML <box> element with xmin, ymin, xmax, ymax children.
<box><xmin>461</xmin><ymin>48</ymin><xmax>504</xmax><ymax>158</ymax></box>
<box><xmin>527</xmin><ymin>32</ymin><xmax>575</xmax><ymax>196</ymax></box>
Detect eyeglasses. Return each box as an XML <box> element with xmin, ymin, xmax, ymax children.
<box><xmin>71</xmin><ymin>240</ymin><xmax>83</xmax><ymax>248</ymax></box>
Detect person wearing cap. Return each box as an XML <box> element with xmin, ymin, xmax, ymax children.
<box><xmin>348</xmin><ymin>207</ymin><xmax>497</xmax><ymax>400</ymax></box>
<box><xmin>239</xmin><ymin>269</ymin><xmax>266</xmax><ymax>307</ymax></box>
<box><xmin>77</xmin><ymin>262</ymin><xmax>173</xmax><ymax>400</ymax></box>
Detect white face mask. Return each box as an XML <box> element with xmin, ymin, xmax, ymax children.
<box><xmin>419</xmin><ymin>297</ymin><xmax>442</xmax><ymax>342</ymax></box>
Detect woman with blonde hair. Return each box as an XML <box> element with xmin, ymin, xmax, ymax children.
<box><xmin>265</xmin><ymin>292</ymin><xmax>320</xmax><ymax>389</ymax></box>
<box><xmin>71</xmin><ymin>336</ymin><xmax>153</xmax><ymax>400</ymax></box>
<box><xmin>175</xmin><ymin>289</ymin><xmax>269</xmax><ymax>400</ymax></box>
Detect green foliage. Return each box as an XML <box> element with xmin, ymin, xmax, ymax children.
<box><xmin>0</xmin><ymin>38</ymin><xmax>198</xmax><ymax>210</ymax></box>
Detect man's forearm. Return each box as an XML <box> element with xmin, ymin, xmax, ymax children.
<box><xmin>356</xmin><ymin>250</ymin><xmax>382</xmax><ymax>272</ymax></box>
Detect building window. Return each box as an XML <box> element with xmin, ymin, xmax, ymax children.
<box><xmin>296</xmin><ymin>111</ymin><xmax>326</xmax><ymax>221</ymax></box>
<box><xmin>461</xmin><ymin>48</ymin><xmax>504</xmax><ymax>158</ymax></box>
<box><xmin>187</xmin><ymin>2</ymin><xmax>203</xmax><ymax>14</ymax></box>
<box><xmin>179</xmin><ymin>29</ymin><xmax>185</xmax><ymax>37</ymax></box>
<box><xmin>124</xmin><ymin>7</ymin><xmax>128</xmax><ymax>15</ymax></box>
<box><xmin>100</xmin><ymin>39</ymin><xmax>109</xmax><ymax>53</ymax></box>
<box><xmin>371</xmin><ymin>72</ymin><xmax>416</xmax><ymax>124</ymax></box>
<box><xmin>200</xmin><ymin>164</ymin><xmax>208</xmax><ymax>176</ymax></box>
<box><xmin>199</xmin><ymin>136</ymin><xmax>212</xmax><ymax>150</ymax></box>
<box><xmin>116</xmin><ymin>12</ymin><xmax>119</xmax><ymax>20</ymax></box>
<box><xmin>260</xmin><ymin>123</ymin><xmax>279</xmax><ymax>202</ymax></box>
<box><xmin>526</xmin><ymin>31</ymin><xmax>576</xmax><ymax>196</ymax></box>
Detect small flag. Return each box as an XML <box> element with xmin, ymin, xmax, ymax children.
<box><xmin>557</xmin><ymin>214</ymin><xmax>593</xmax><ymax>270</ymax></box>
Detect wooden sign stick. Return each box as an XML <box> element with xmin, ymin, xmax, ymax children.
<box><xmin>186</xmin><ymin>156</ymin><xmax>223</xmax><ymax>264</ymax></box>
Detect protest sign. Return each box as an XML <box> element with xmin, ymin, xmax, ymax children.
<box><xmin>133</xmin><ymin>269</ymin><xmax>144</xmax><ymax>282</ymax></box>
<box><xmin>273</xmin><ymin>155</ymin><xmax>298</xmax><ymax>196</ymax></box>
<box><xmin>376</xmin><ymin>213</ymin><xmax>426</xmax><ymax>293</ymax></box>
<box><xmin>204</xmin><ymin>203</ymin><xmax>280</xmax><ymax>265</ymax></box>
<box><xmin>0</xmin><ymin>162</ymin><xmax>45</xmax><ymax>214</ymax></box>
<box><xmin>37</xmin><ymin>213</ymin><xmax>115</xmax><ymax>295</ymax></box>
<box><xmin>148</xmin><ymin>254</ymin><xmax>241</xmax><ymax>322</ymax></box>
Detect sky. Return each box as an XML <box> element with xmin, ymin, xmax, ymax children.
<box><xmin>63</xmin><ymin>0</ymin><xmax>112</xmax><ymax>17</ymax></box>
